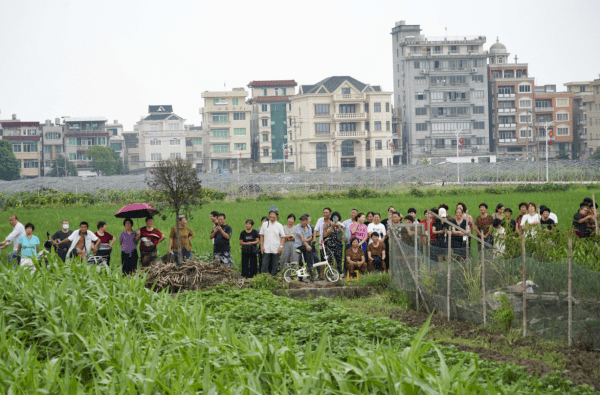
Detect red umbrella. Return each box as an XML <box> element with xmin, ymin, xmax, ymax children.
<box><xmin>114</xmin><ymin>203</ymin><xmax>160</xmax><ymax>219</ymax></box>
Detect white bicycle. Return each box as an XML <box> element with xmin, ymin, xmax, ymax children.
<box><xmin>283</xmin><ymin>244</ymin><xmax>340</xmax><ymax>283</ymax></box>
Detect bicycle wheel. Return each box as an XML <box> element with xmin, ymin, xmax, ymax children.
<box><xmin>283</xmin><ymin>267</ymin><xmax>299</xmax><ymax>282</ymax></box>
<box><xmin>324</xmin><ymin>267</ymin><xmax>340</xmax><ymax>282</ymax></box>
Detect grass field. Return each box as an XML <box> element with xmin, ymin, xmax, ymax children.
<box><xmin>1</xmin><ymin>187</ymin><xmax>599</xmax><ymax>269</ymax></box>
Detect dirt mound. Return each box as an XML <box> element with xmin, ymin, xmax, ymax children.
<box><xmin>389</xmin><ymin>309</ymin><xmax>600</xmax><ymax>389</ymax></box>
<box><xmin>143</xmin><ymin>260</ymin><xmax>242</xmax><ymax>292</ymax></box>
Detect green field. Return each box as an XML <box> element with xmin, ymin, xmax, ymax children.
<box><xmin>1</xmin><ymin>187</ymin><xmax>598</xmax><ymax>269</ymax></box>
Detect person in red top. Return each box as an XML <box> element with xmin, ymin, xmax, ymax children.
<box><xmin>515</xmin><ymin>202</ymin><xmax>528</xmax><ymax>235</ymax></box>
<box><xmin>139</xmin><ymin>217</ymin><xmax>166</xmax><ymax>267</ymax></box>
<box><xmin>94</xmin><ymin>221</ymin><xmax>115</xmax><ymax>266</ymax></box>
<box><xmin>419</xmin><ymin>209</ymin><xmax>436</xmax><ymax>246</ymax></box>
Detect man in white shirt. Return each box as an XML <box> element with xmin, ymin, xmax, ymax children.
<box><xmin>259</xmin><ymin>206</ymin><xmax>286</xmax><ymax>276</ymax></box>
<box><xmin>367</xmin><ymin>213</ymin><xmax>387</xmax><ymax>245</ymax></box>
<box><xmin>56</xmin><ymin>221</ymin><xmax>99</xmax><ymax>262</ymax></box>
<box><xmin>0</xmin><ymin>215</ymin><xmax>26</xmax><ymax>265</ymax></box>
<box><xmin>342</xmin><ymin>208</ymin><xmax>358</xmax><ymax>249</ymax></box>
<box><xmin>313</xmin><ymin>207</ymin><xmax>331</xmax><ymax>261</ymax></box>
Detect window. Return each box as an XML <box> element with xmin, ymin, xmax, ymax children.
<box><xmin>473</xmin><ymin>106</ymin><xmax>484</xmax><ymax>114</ymax></box>
<box><xmin>471</xmin><ymin>75</ymin><xmax>483</xmax><ymax>83</ymax></box>
<box><xmin>212</xmin><ymin>130</ymin><xmax>228</xmax><ymax>138</ymax></box>
<box><xmin>364</xmin><ymin>103</ymin><xmax>369</xmax><ymax>113</ymax></box>
<box><xmin>416</xmin><ymin>108</ymin><xmax>427</xmax><ymax>115</ymax></box>
<box><xmin>261</xmin><ymin>89</ymin><xmax>267</xmax><ymax>96</ymax></box>
<box><xmin>234</xmin><ymin>143</ymin><xmax>247</xmax><ymax>151</ymax></box>
<box><xmin>213</xmin><ymin>144</ymin><xmax>228</xmax><ymax>153</ymax></box>
<box><xmin>110</xmin><ymin>143</ymin><xmax>122</xmax><ymax>151</ymax></box>
<box><xmin>261</xmin><ymin>104</ymin><xmax>268</xmax><ymax>112</ymax></box>
<box><xmin>150</xmin><ymin>138</ymin><xmax>161</xmax><ymax>146</ymax></box>
<box><xmin>492</xmin><ymin>71</ymin><xmax>499</xmax><ymax>78</ymax></box>
<box><xmin>316</xmin><ymin>123</ymin><xmax>330</xmax><ymax>134</ymax></box>
<box><xmin>435</xmin><ymin>139</ymin><xmax>445</xmax><ymax>147</ymax></box>
<box><xmin>416</xmin><ymin>123</ymin><xmax>427</xmax><ymax>131</ymax></box>
<box><xmin>519</xmin><ymin>114</ymin><xmax>532</xmax><ymax>123</ymax></box>
<box><xmin>342</xmin><ymin>88</ymin><xmax>350</xmax><ymax>95</ymax></box>
<box><xmin>233</xmin><ymin>113</ymin><xmax>245</xmax><ymax>121</ymax></box>
<box><xmin>98</xmin><ymin>137</ymin><xmax>106</xmax><ymax>146</ymax></box>
<box><xmin>341</xmin><ymin>140</ymin><xmax>354</xmax><ymax>156</ymax></box>
<box><xmin>473</xmin><ymin>122</ymin><xmax>485</xmax><ymax>130</ymax></box>
<box><xmin>232</xmin><ymin>98</ymin><xmax>238</xmax><ymax>105</ymax></box>
<box><xmin>431</xmin><ymin>122</ymin><xmax>471</xmax><ymax>132</ymax></box>
<box><xmin>449</xmin><ymin>45</ymin><xmax>459</xmax><ymax>54</ymax></box>
<box><xmin>375</xmin><ymin>140</ymin><xmax>382</xmax><ymax>150</ymax></box>
<box><xmin>234</xmin><ymin>128</ymin><xmax>246</xmax><ymax>135</ymax></box>
<box><xmin>536</xmin><ymin>100</ymin><xmax>551</xmax><ymax>108</ymax></box>
<box><xmin>23</xmin><ymin>142</ymin><xmax>37</xmax><ymax>152</ymax></box>
<box><xmin>339</xmin><ymin>104</ymin><xmax>356</xmax><ymax>113</ymax></box>
<box><xmin>274</xmin><ymin>88</ymin><xmax>280</xmax><ymax>96</ymax></box>
<box><xmin>195</xmin><ymin>152</ymin><xmax>202</xmax><ymax>158</ymax></box>
<box><xmin>23</xmin><ymin>159</ymin><xmax>39</xmax><ymax>168</ymax></box>
<box><xmin>375</xmin><ymin>159</ymin><xmax>382</xmax><ymax>167</ymax></box>
<box><xmin>556</xmin><ymin>113</ymin><xmax>569</xmax><ymax>121</ymax></box>
<box><xmin>385</xmin><ymin>103</ymin><xmax>390</xmax><ymax>112</ymax></box>
<box><xmin>168</xmin><ymin>123</ymin><xmax>178</xmax><ymax>130</ymax></box>
<box><xmin>212</xmin><ymin>113</ymin><xmax>228</xmax><ymax>122</ymax></box>
<box><xmin>151</xmin><ymin>153</ymin><xmax>162</xmax><ymax>161</ymax></box>
<box><xmin>414</xmin><ymin>76</ymin><xmax>426</xmax><ymax>85</ymax></box>
<box><xmin>56</xmin><ymin>146</ymin><xmax>62</xmax><ymax>153</ymax></box>
<box><xmin>366</xmin><ymin>159</ymin><xmax>371</xmax><ymax>168</ymax></box>
<box><xmin>386</xmin><ymin>121</ymin><xmax>390</xmax><ymax>131</ymax></box>
<box><xmin>68</xmin><ymin>138</ymin><xmax>76</xmax><ymax>146</ymax></box>
<box><xmin>519</xmin><ymin>84</ymin><xmax>531</xmax><ymax>93</ymax></box>
<box><xmin>213</xmin><ymin>98</ymin><xmax>226</xmax><ymax>105</ymax></box>
<box><xmin>69</xmin><ymin>153</ymin><xmax>76</xmax><ymax>160</ymax></box>
<box><xmin>339</xmin><ymin>123</ymin><xmax>356</xmax><ymax>132</ymax></box>
<box><xmin>498</xmin><ymin>86</ymin><xmax>513</xmax><ymax>95</ymax></box>
<box><xmin>20</xmin><ymin>128</ymin><xmax>35</xmax><ymax>136</ymax></box>
<box><xmin>451</xmin><ymin>139</ymin><xmax>457</xmax><ymax>147</ymax></box>
<box><xmin>556</xmin><ymin>98</ymin><xmax>569</xmax><ymax>107</ymax></box>
<box><xmin>415</xmin><ymin>92</ymin><xmax>426</xmax><ymax>100</ymax></box>
<box><xmin>169</xmin><ymin>138</ymin><xmax>181</xmax><ymax>146</ymax></box>
<box><xmin>282</xmin><ymin>88</ymin><xmax>286</xmax><ymax>95</ymax></box>
<box><xmin>476</xmin><ymin>137</ymin><xmax>485</xmax><ymax>145</ymax></box>
<box><xmin>472</xmin><ymin>90</ymin><xmax>484</xmax><ymax>99</ymax></box>
<box><xmin>45</xmin><ymin>132</ymin><xmax>60</xmax><ymax>139</ymax></box>
<box><xmin>557</xmin><ymin>127</ymin><xmax>569</xmax><ymax>136</ymax></box>
<box><xmin>374</xmin><ymin>103</ymin><xmax>381</xmax><ymax>112</ymax></box>
<box><xmin>261</xmin><ymin>119</ymin><xmax>268</xmax><ymax>127</ymax></box>
<box><xmin>519</xmin><ymin>99</ymin><xmax>532</xmax><ymax>108</ymax></box>
<box><xmin>315</xmin><ymin>104</ymin><xmax>329</xmax><ymax>116</ymax></box>
<box><xmin>316</xmin><ymin>143</ymin><xmax>327</xmax><ymax>168</ymax></box>
<box><xmin>262</xmin><ymin>148</ymin><xmax>269</xmax><ymax>157</ymax></box>
<box><xmin>12</xmin><ymin>143</ymin><xmax>21</xmax><ymax>152</ymax></box>
<box><xmin>372</xmin><ymin>121</ymin><xmax>381</xmax><ymax>131</ymax></box>
<box><xmin>498</xmin><ymin>57</ymin><xmax>503</xmax><ymax>64</ymax></box>
<box><xmin>191</xmin><ymin>138</ymin><xmax>202</xmax><ymax>145</ymax></box>
<box><xmin>43</xmin><ymin>146</ymin><xmax>51</xmax><ymax>154</ymax></box>
<box><xmin>365</xmin><ymin>140</ymin><xmax>371</xmax><ymax>150</ymax></box>
<box><xmin>170</xmin><ymin>153</ymin><xmax>182</xmax><ymax>159</ymax></box>
<box><xmin>262</xmin><ymin>134</ymin><xmax>269</xmax><ymax>142</ymax></box>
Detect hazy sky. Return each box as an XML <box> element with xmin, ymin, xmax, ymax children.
<box><xmin>1</xmin><ymin>0</ymin><xmax>598</xmax><ymax>130</ymax></box>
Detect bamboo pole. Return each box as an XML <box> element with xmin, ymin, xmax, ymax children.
<box><xmin>568</xmin><ymin>237</ymin><xmax>573</xmax><ymax>347</ymax></box>
<box><xmin>593</xmin><ymin>193</ymin><xmax>599</xmax><ymax>235</ymax></box>
<box><xmin>522</xmin><ymin>235</ymin><xmax>527</xmax><ymax>337</ymax></box>
<box><xmin>427</xmin><ymin>210</ymin><xmax>496</xmax><ymax>250</ymax></box>
<box><xmin>481</xmin><ymin>235</ymin><xmax>486</xmax><ymax>326</ymax></box>
<box><xmin>414</xmin><ymin>222</ymin><xmax>419</xmax><ymax>312</ymax></box>
<box><xmin>447</xmin><ymin>229</ymin><xmax>452</xmax><ymax>321</ymax></box>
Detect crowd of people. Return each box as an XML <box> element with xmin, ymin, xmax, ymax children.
<box><xmin>1</xmin><ymin>196</ymin><xmax>597</xmax><ymax>277</ymax></box>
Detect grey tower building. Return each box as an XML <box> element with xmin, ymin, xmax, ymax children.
<box><xmin>391</xmin><ymin>21</ymin><xmax>491</xmax><ymax>164</ymax></box>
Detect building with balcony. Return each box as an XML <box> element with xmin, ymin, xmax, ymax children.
<box><xmin>185</xmin><ymin>124</ymin><xmax>203</xmax><ymax>171</ymax></box>
<box><xmin>122</xmin><ymin>131</ymin><xmax>140</xmax><ymax>172</ymax></box>
<box><xmin>564</xmin><ymin>81</ymin><xmax>596</xmax><ymax>158</ymax></box>
<box><xmin>247</xmin><ymin>80</ymin><xmax>297</xmax><ymax>167</ymax></box>
<box><xmin>289</xmin><ymin>76</ymin><xmax>393</xmax><ymax>170</ymax></box>
<box><xmin>40</xmin><ymin>118</ymin><xmax>64</xmax><ymax>175</ymax></box>
<box><xmin>487</xmin><ymin>39</ymin><xmax>536</xmax><ymax>161</ymax></box>
<box><xmin>587</xmin><ymin>79</ymin><xmax>600</xmax><ymax>156</ymax></box>
<box><xmin>0</xmin><ymin>115</ymin><xmax>41</xmax><ymax>178</ymax></box>
<box><xmin>106</xmin><ymin>120</ymin><xmax>125</xmax><ymax>160</ymax></box>
<box><xmin>533</xmin><ymin>85</ymin><xmax>574</xmax><ymax>159</ymax></box>
<box><xmin>200</xmin><ymin>89</ymin><xmax>252</xmax><ymax>173</ymax></box>
<box><xmin>137</xmin><ymin>106</ymin><xmax>187</xmax><ymax>169</ymax></box>
<box><xmin>63</xmin><ymin>116</ymin><xmax>109</xmax><ymax>170</ymax></box>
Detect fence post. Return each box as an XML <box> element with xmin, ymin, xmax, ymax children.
<box><xmin>522</xmin><ymin>235</ymin><xmax>527</xmax><ymax>337</ymax></box>
<box><xmin>427</xmin><ymin>228</ymin><xmax>431</xmax><ymax>270</ymax></box>
<box><xmin>447</xmin><ymin>229</ymin><xmax>452</xmax><ymax>321</ymax></box>
<box><xmin>593</xmin><ymin>193</ymin><xmax>599</xmax><ymax>235</ymax></box>
<box><xmin>415</xmin><ymin>222</ymin><xmax>419</xmax><ymax>312</ymax></box>
<box><xmin>568</xmin><ymin>237</ymin><xmax>573</xmax><ymax>347</ymax></box>
<box><xmin>481</xmin><ymin>236</ymin><xmax>486</xmax><ymax>326</ymax></box>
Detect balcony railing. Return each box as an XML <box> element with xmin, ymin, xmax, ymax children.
<box><xmin>211</xmin><ymin>151</ymin><xmax>230</xmax><ymax>156</ymax></box>
<box><xmin>535</xmin><ymin>106</ymin><xmax>554</xmax><ymax>112</ymax></box>
<box><xmin>534</xmin><ymin>122</ymin><xmax>553</xmax><ymax>127</ymax></box>
<box><xmin>498</xmin><ymin>108</ymin><xmax>517</xmax><ymax>113</ymax></box>
<box><xmin>431</xmin><ymin>113</ymin><xmax>470</xmax><ymax>119</ymax></box>
<box><xmin>579</xmin><ymin>119</ymin><xmax>587</xmax><ymax>125</ymax></box>
<box><xmin>579</xmin><ymin>106</ymin><xmax>587</xmax><ymax>111</ymax></box>
<box><xmin>497</xmin><ymin>93</ymin><xmax>516</xmax><ymax>98</ymax></box>
<box><xmin>498</xmin><ymin>123</ymin><xmax>517</xmax><ymax>128</ymax></box>
<box><xmin>210</xmin><ymin>120</ymin><xmax>230</xmax><ymax>125</ymax></box>
<box><xmin>429</xmin><ymin>82</ymin><xmax>470</xmax><ymax>87</ymax></box>
<box><xmin>334</xmin><ymin>94</ymin><xmax>365</xmax><ymax>101</ymax></box>
<box><xmin>333</xmin><ymin>113</ymin><xmax>367</xmax><ymax>120</ymax></box>
<box><xmin>498</xmin><ymin>138</ymin><xmax>518</xmax><ymax>143</ymax></box>
<box><xmin>335</xmin><ymin>130</ymin><xmax>367</xmax><ymax>138</ymax></box>
<box><xmin>211</xmin><ymin>135</ymin><xmax>230</xmax><ymax>140</ymax></box>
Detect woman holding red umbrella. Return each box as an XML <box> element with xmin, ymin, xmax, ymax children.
<box><xmin>138</xmin><ymin>216</ymin><xmax>166</xmax><ymax>267</ymax></box>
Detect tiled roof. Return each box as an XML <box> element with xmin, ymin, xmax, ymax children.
<box><xmin>0</xmin><ymin>122</ymin><xmax>40</xmax><ymax>127</ymax></box>
<box><xmin>248</xmin><ymin>80</ymin><xmax>297</xmax><ymax>87</ymax></box>
<box><xmin>143</xmin><ymin>114</ymin><xmax>172</xmax><ymax>121</ymax></box>
<box><xmin>2</xmin><ymin>135</ymin><xmax>41</xmax><ymax>141</ymax></box>
<box><xmin>249</xmin><ymin>96</ymin><xmax>290</xmax><ymax>103</ymax></box>
<box><xmin>300</xmin><ymin>76</ymin><xmax>382</xmax><ymax>94</ymax></box>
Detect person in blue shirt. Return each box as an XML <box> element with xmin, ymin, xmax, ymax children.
<box><xmin>18</xmin><ymin>223</ymin><xmax>40</xmax><ymax>262</ymax></box>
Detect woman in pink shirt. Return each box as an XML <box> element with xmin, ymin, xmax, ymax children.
<box><xmin>351</xmin><ymin>213</ymin><xmax>369</xmax><ymax>253</ymax></box>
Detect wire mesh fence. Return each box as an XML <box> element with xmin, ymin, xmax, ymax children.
<box><xmin>389</xmin><ymin>219</ymin><xmax>600</xmax><ymax>349</ymax></box>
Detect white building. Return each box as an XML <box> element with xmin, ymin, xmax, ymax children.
<box><xmin>137</xmin><ymin>106</ymin><xmax>187</xmax><ymax>168</ymax></box>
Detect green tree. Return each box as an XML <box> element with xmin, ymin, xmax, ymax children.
<box><xmin>591</xmin><ymin>148</ymin><xmax>600</xmax><ymax>160</ymax></box>
<box><xmin>47</xmin><ymin>155</ymin><xmax>78</xmax><ymax>177</ymax></box>
<box><xmin>556</xmin><ymin>149</ymin><xmax>570</xmax><ymax>160</ymax></box>
<box><xmin>86</xmin><ymin>146</ymin><xmax>124</xmax><ymax>176</ymax></box>
<box><xmin>0</xmin><ymin>140</ymin><xmax>20</xmax><ymax>180</ymax></box>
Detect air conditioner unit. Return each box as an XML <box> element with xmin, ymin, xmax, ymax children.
<box><xmin>420</xmin><ymin>70</ymin><xmax>426</xmax><ymax>74</ymax></box>
<box><xmin>472</xmin><ymin>68</ymin><xmax>477</xmax><ymax>72</ymax></box>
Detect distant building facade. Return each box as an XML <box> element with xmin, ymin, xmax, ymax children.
<box><xmin>137</xmin><ymin>106</ymin><xmax>187</xmax><ymax>169</ymax></box>
<box><xmin>534</xmin><ymin>85</ymin><xmax>574</xmax><ymax>159</ymax></box>
<box><xmin>0</xmin><ymin>114</ymin><xmax>41</xmax><ymax>178</ymax></box>
<box><xmin>564</xmin><ymin>81</ymin><xmax>595</xmax><ymax>158</ymax></box>
<box><xmin>63</xmin><ymin>117</ymin><xmax>109</xmax><ymax>170</ymax></box>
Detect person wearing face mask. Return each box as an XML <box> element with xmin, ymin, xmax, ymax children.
<box><xmin>50</xmin><ymin>220</ymin><xmax>74</xmax><ymax>262</ymax></box>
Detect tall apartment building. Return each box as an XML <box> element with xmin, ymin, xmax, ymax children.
<box><xmin>200</xmin><ymin>89</ymin><xmax>252</xmax><ymax>173</ymax></box>
<box><xmin>137</xmin><ymin>106</ymin><xmax>187</xmax><ymax>169</ymax></box>
<box><xmin>0</xmin><ymin>114</ymin><xmax>41</xmax><ymax>178</ymax></box>
<box><xmin>41</xmin><ymin>118</ymin><xmax>64</xmax><ymax>175</ymax></box>
<box><xmin>587</xmin><ymin>79</ymin><xmax>600</xmax><ymax>156</ymax></box>
<box><xmin>487</xmin><ymin>39</ymin><xmax>535</xmax><ymax>161</ymax></box>
<box><xmin>63</xmin><ymin>117</ymin><xmax>109</xmax><ymax>170</ymax></box>
<box><xmin>184</xmin><ymin>124</ymin><xmax>203</xmax><ymax>171</ymax></box>
<box><xmin>533</xmin><ymin>85</ymin><xmax>574</xmax><ymax>159</ymax></box>
<box><xmin>391</xmin><ymin>21</ymin><xmax>491</xmax><ymax>164</ymax></box>
<box><xmin>564</xmin><ymin>81</ymin><xmax>594</xmax><ymax>158</ymax></box>
<box><xmin>247</xmin><ymin>80</ymin><xmax>297</xmax><ymax>167</ymax></box>
<box><xmin>289</xmin><ymin>76</ymin><xmax>393</xmax><ymax>170</ymax></box>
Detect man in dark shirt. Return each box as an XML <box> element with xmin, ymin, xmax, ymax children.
<box><xmin>210</xmin><ymin>213</ymin><xmax>233</xmax><ymax>267</ymax></box>
<box><xmin>540</xmin><ymin>208</ymin><xmax>555</xmax><ymax>232</ymax></box>
<box><xmin>573</xmin><ymin>204</ymin><xmax>593</xmax><ymax>238</ymax></box>
<box><xmin>50</xmin><ymin>220</ymin><xmax>73</xmax><ymax>262</ymax></box>
<box><xmin>503</xmin><ymin>208</ymin><xmax>517</xmax><ymax>233</ymax></box>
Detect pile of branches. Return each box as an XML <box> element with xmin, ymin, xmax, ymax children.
<box><xmin>143</xmin><ymin>259</ymin><xmax>242</xmax><ymax>293</ymax></box>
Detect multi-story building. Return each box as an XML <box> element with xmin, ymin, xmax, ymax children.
<box><xmin>289</xmin><ymin>76</ymin><xmax>393</xmax><ymax>170</ymax></box>
<box><xmin>41</xmin><ymin>118</ymin><xmax>65</xmax><ymax>175</ymax></box>
<box><xmin>137</xmin><ymin>106</ymin><xmax>187</xmax><ymax>169</ymax></box>
<box><xmin>63</xmin><ymin>117</ymin><xmax>109</xmax><ymax>170</ymax></box>
<box><xmin>200</xmin><ymin>89</ymin><xmax>252</xmax><ymax>173</ymax></box>
<box><xmin>247</xmin><ymin>80</ymin><xmax>297</xmax><ymax>166</ymax></box>
<box><xmin>185</xmin><ymin>124</ymin><xmax>203</xmax><ymax>171</ymax></box>
<box><xmin>588</xmin><ymin>79</ymin><xmax>600</xmax><ymax>156</ymax></box>
<box><xmin>0</xmin><ymin>115</ymin><xmax>42</xmax><ymax>178</ymax></box>
<box><xmin>533</xmin><ymin>85</ymin><xmax>574</xmax><ymax>159</ymax></box>
<box><xmin>391</xmin><ymin>21</ymin><xmax>491</xmax><ymax>164</ymax></box>
<box><xmin>106</xmin><ymin>120</ymin><xmax>125</xmax><ymax>160</ymax></box>
<box><xmin>564</xmin><ymin>81</ymin><xmax>594</xmax><ymax>158</ymax></box>
<box><xmin>487</xmin><ymin>39</ymin><xmax>536</xmax><ymax>161</ymax></box>
<box><xmin>122</xmin><ymin>131</ymin><xmax>140</xmax><ymax>172</ymax></box>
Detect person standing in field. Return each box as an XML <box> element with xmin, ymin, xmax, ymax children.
<box><xmin>420</xmin><ymin>209</ymin><xmax>435</xmax><ymax>247</ymax></box>
<box><xmin>211</xmin><ymin>213</ymin><xmax>233</xmax><ymax>268</ymax></box>
<box><xmin>239</xmin><ymin>219</ymin><xmax>260</xmax><ymax>278</ymax></box>
<box><xmin>18</xmin><ymin>223</ymin><xmax>40</xmax><ymax>270</ymax></box>
<box><xmin>492</xmin><ymin>204</ymin><xmax>505</xmax><ymax>221</ymax></box>
<box><xmin>314</xmin><ymin>208</ymin><xmax>332</xmax><ymax>262</ymax></box>
<box><xmin>520</xmin><ymin>202</ymin><xmax>541</xmax><ymax>238</ymax></box>
<box><xmin>119</xmin><ymin>218</ymin><xmax>138</xmax><ymax>275</ymax></box>
<box><xmin>50</xmin><ymin>220</ymin><xmax>73</xmax><ymax>263</ymax></box>
<box><xmin>323</xmin><ymin>211</ymin><xmax>345</xmax><ymax>274</ymax></box>
<box><xmin>503</xmin><ymin>208</ymin><xmax>517</xmax><ymax>233</ymax></box>
<box><xmin>475</xmin><ymin>203</ymin><xmax>493</xmax><ymax>250</ymax></box>
<box><xmin>351</xmin><ymin>213</ymin><xmax>369</xmax><ymax>255</ymax></box>
<box><xmin>573</xmin><ymin>203</ymin><xmax>593</xmax><ymax>238</ymax></box>
<box><xmin>346</xmin><ymin>237</ymin><xmax>366</xmax><ymax>276</ymax></box>
<box><xmin>280</xmin><ymin>214</ymin><xmax>297</xmax><ymax>272</ymax></box>
<box><xmin>0</xmin><ymin>215</ymin><xmax>26</xmax><ymax>266</ymax></box>
<box><xmin>260</xmin><ymin>206</ymin><xmax>285</xmax><ymax>276</ymax></box>
<box><xmin>294</xmin><ymin>215</ymin><xmax>315</xmax><ymax>281</ymax></box>
<box><xmin>540</xmin><ymin>207</ymin><xmax>556</xmax><ymax>232</ymax></box>
<box><xmin>209</xmin><ymin>211</ymin><xmax>219</xmax><ymax>256</ymax></box>
<box><xmin>515</xmin><ymin>202</ymin><xmax>528</xmax><ymax>235</ymax></box>
<box><xmin>367</xmin><ymin>213</ymin><xmax>386</xmax><ymax>245</ymax></box>
<box><xmin>169</xmin><ymin>215</ymin><xmax>195</xmax><ymax>264</ymax></box>
<box><xmin>95</xmin><ymin>221</ymin><xmax>115</xmax><ymax>266</ymax></box>
<box><xmin>432</xmin><ymin>208</ymin><xmax>448</xmax><ymax>262</ymax></box>
<box><xmin>342</xmin><ymin>208</ymin><xmax>358</xmax><ymax>251</ymax></box>
<box><xmin>380</xmin><ymin>206</ymin><xmax>396</xmax><ymax>271</ymax></box>
<box><xmin>138</xmin><ymin>217</ymin><xmax>165</xmax><ymax>267</ymax></box>
<box><xmin>56</xmin><ymin>221</ymin><xmax>100</xmax><ymax>262</ymax></box>
<box><xmin>450</xmin><ymin>207</ymin><xmax>468</xmax><ymax>261</ymax></box>
<box><xmin>367</xmin><ymin>232</ymin><xmax>386</xmax><ymax>273</ymax></box>
<box><xmin>364</xmin><ymin>211</ymin><xmax>375</xmax><ymax>228</ymax></box>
